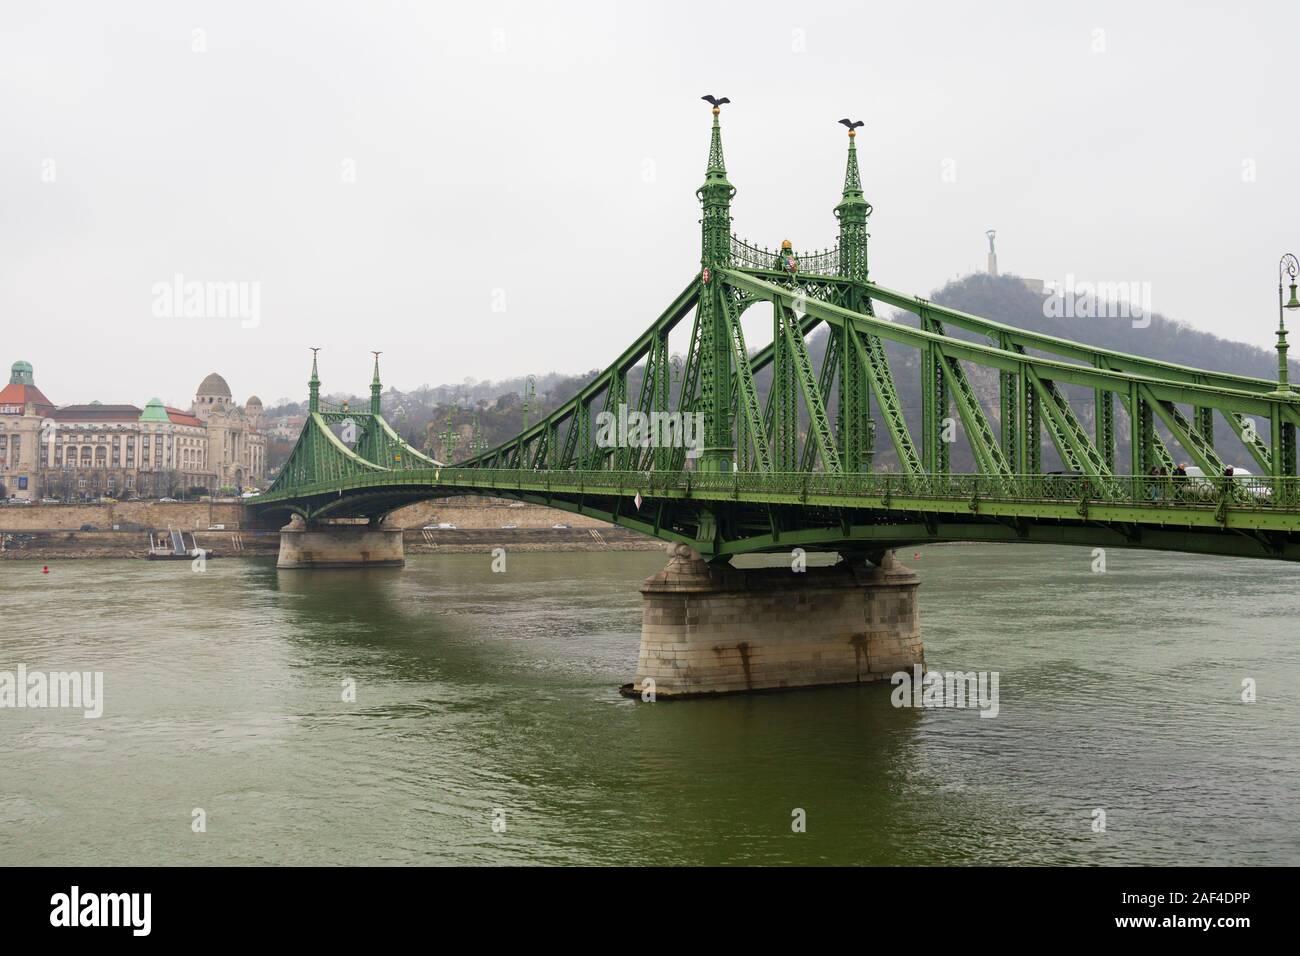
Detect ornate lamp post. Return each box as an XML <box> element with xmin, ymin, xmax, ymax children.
<box><xmin>1276</xmin><ymin>254</ymin><xmax>1300</xmax><ymax>394</ymax></box>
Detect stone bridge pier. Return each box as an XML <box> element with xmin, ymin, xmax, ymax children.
<box><xmin>276</xmin><ymin>515</ymin><xmax>405</xmax><ymax>569</ymax></box>
<box><xmin>623</xmin><ymin>544</ymin><xmax>922</xmax><ymax>699</ymax></box>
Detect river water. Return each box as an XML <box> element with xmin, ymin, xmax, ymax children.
<box><xmin>2</xmin><ymin>544</ymin><xmax>1297</xmax><ymax>866</ymax></box>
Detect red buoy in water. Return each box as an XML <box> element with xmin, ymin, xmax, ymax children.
<box><xmin>42</xmin><ymin>566</ymin><xmax>50</xmax><ymax>574</ymax></box>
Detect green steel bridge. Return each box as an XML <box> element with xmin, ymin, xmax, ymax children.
<box><xmin>251</xmin><ymin>102</ymin><xmax>1300</xmax><ymax>563</ymax></box>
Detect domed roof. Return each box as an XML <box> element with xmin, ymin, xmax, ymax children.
<box><xmin>197</xmin><ymin>372</ymin><xmax>232</xmax><ymax>398</ymax></box>
<box><xmin>139</xmin><ymin>397</ymin><xmax>169</xmax><ymax>422</ymax></box>
<box><xmin>9</xmin><ymin>360</ymin><xmax>34</xmax><ymax>386</ymax></box>
<box><xmin>246</xmin><ymin>395</ymin><xmax>262</xmax><ymax>408</ymax></box>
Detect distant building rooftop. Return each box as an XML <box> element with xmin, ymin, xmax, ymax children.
<box><xmin>53</xmin><ymin>404</ymin><xmax>143</xmax><ymax>422</ymax></box>
<box><xmin>166</xmin><ymin>407</ymin><xmax>203</xmax><ymax>427</ymax></box>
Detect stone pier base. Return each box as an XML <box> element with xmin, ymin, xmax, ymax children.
<box><xmin>623</xmin><ymin>544</ymin><xmax>922</xmax><ymax>699</ymax></box>
<box><xmin>276</xmin><ymin>519</ymin><xmax>405</xmax><ymax>569</ymax></box>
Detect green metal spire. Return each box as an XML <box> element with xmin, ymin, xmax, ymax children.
<box><xmin>697</xmin><ymin>102</ymin><xmax>735</xmax><ymax>269</ymax></box>
<box><xmin>695</xmin><ymin>97</ymin><xmax>736</xmax><ymax>473</ymax></box>
<box><xmin>370</xmin><ymin>351</ymin><xmax>383</xmax><ymax>414</ymax></box>
<box><xmin>834</xmin><ymin>126</ymin><xmax>872</xmax><ymax>281</ymax></box>
<box><xmin>707</xmin><ymin>113</ymin><xmax>727</xmax><ymax>177</ymax></box>
<box><xmin>833</xmin><ymin>121</ymin><xmax>876</xmax><ymax>473</ymax></box>
<box><xmin>308</xmin><ymin>348</ymin><xmax>320</xmax><ymax>413</ymax></box>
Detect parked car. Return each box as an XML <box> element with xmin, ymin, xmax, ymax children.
<box><xmin>79</xmin><ymin>524</ymin><xmax>97</xmax><ymax>531</ymax></box>
<box><xmin>1183</xmin><ymin>465</ymin><xmax>1266</xmax><ymax>501</ymax></box>
<box><xmin>422</xmin><ymin>523</ymin><xmax>457</xmax><ymax>530</ymax></box>
<box><xmin>241</xmin><ymin>490</ymin><xmax>261</xmax><ymax>498</ymax></box>
<box><xmin>157</xmin><ymin>497</ymin><xmax>179</xmax><ymax>503</ymax></box>
<box><xmin>501</xmin><ymin>523</ymin><xmax>518</xmax><ymax>529</ymax></box>
<box><xmin>551</xmin><ymin>523</ymin><xmax>570</xmax><ymax>529</ymax></box>
<box><xmin>40</xmin><ymin>497</ymin><xmax>60</xmax><ymax>504</ymax></box>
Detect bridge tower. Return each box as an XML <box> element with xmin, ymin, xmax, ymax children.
<box><xmin>695</xmin><ymin>100</ymin><xmax>736</xmax><ymax>473</ymax></box>
<box><xmin>834</xmin><ymin>125</ymin><xmax>871</xmax><ymax>282</ymax></box>
<box><xmin>835</xmin><ymin>123</ymin><xmax>875</xmax><ymax>472</ymax></box>
<box><xmin>273</xmin><ymin>347</ymin><xmax>405</xmax><ymax>568</ymax></box>
<box><xmin>308</xmin><ymin>348</ymin><xmax>321</xmax><ymax>413</ymax></box>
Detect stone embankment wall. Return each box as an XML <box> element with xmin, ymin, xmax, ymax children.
<box><xmin>0</xmin><ymin>495</ymin><xmax>608</xmax><ymax>532</ymax></box>
<box><xmin>0</xmin><ymin>496</ymin><xmax>653</xmax><ymax>560</ymax></box>
<box><xmin>0</xmin><ymin>529</ymin><xmax>280</xmax><ymax>561</ymax></box>
<box><xmin>0</xmin><ymin>500</ymin><xmax>246</xmax><ymax>532</ymax></box>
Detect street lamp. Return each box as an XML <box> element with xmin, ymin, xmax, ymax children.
<box><xmin>1276</xmin><ymin>253</ymin><xmax>1299</xmax><ymax>393</ymax></box>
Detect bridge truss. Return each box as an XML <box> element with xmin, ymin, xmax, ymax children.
<box><xmin>253</xmin><ymin>104</ymin><xmax>1300</xmax><ymax>562</ymax></box>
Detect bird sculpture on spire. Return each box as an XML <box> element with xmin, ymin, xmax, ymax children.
<box><xmin>701</xmin><ymin>94</ymin><xmax>730</xmax><ymax>115</ymax></box>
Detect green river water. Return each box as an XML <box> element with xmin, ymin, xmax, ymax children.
<box><xmin>1</xmin><ymin>544</ymin><xmax>1297</xmax><ymax>865</ymax></box>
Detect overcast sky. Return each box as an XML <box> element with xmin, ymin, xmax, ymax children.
<box><xmin>3</xmin><ymin>0</ymin><xmax>1296</xmax><ymax>408</ymax></box>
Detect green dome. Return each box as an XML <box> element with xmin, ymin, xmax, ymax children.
<box><xmin>9</xmin><ymin>360</ymin><xmax>33</xmax><ymax>385</ymax></box>
<box><xmin>139</xmin><ymin>397</ymin><xmax>170</xmax><ymax>422</ymax></box>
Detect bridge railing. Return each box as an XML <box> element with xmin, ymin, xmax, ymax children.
<box><xmin>427</xmin><ymin>468</ymin><xmax>1300</xmax><ymax>513</ymax></box>
<box><xmin>729</xmin><ymin>236</ymin><xmax>841</xmax><ymax>277</ymax></box>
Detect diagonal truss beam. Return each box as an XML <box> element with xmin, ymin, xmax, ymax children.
<box><xmin>723</xmin><ymin>291</ymin><xmax>772</xmax><ymax>471</ymax></box>
<box><xmin>1144</xmin><ymin>387</ymin><xmax>1227</xmax><ymax>476</ymax></box>
<box><xmin>920</xmin><ymin>308</ymin><xmax>1012</xmax><ymax>477</ymax></box>
<box><xmin>853</xmin><ymin>276</ymin><xmax>1286</xmax><ymax>395</ymax></box>
<box><xmin>1226</xmin><ymin>410</ymin><xmax>1272</xmax><ymax>474</ymax></box>
<box><xmin>724</xmin><ymin>270</ymin><xmax>1297</xmax><ymax>424</ymax></box>
<box><xmin>777</xmin><ymin>302</ymin><xmax>842</xmax><ymax>474</ymax></box>
<box><xmin>803</xmin><ymin>328</ymin><xmax>840</xmax><ymax>472</ymax></box>
<box><xmin>1024</xmin><ymin>369</ymin><xmax>1113</xmax><ymax>479</ymax></box>
<box><xmin>851</xmin><ymin>328</ymin><xmax>921</xmax><ymax>476</ymax></box>
<box><xmin>464</xmin><ymin>276</ymin><xmax>700</xmax><ymax>469</ymax></box>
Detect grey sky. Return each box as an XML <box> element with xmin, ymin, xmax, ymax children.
<box><xmin>3</xmin><ymin>0</ymin><xmax>1295</xmax><ymax>408</ymax></box>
